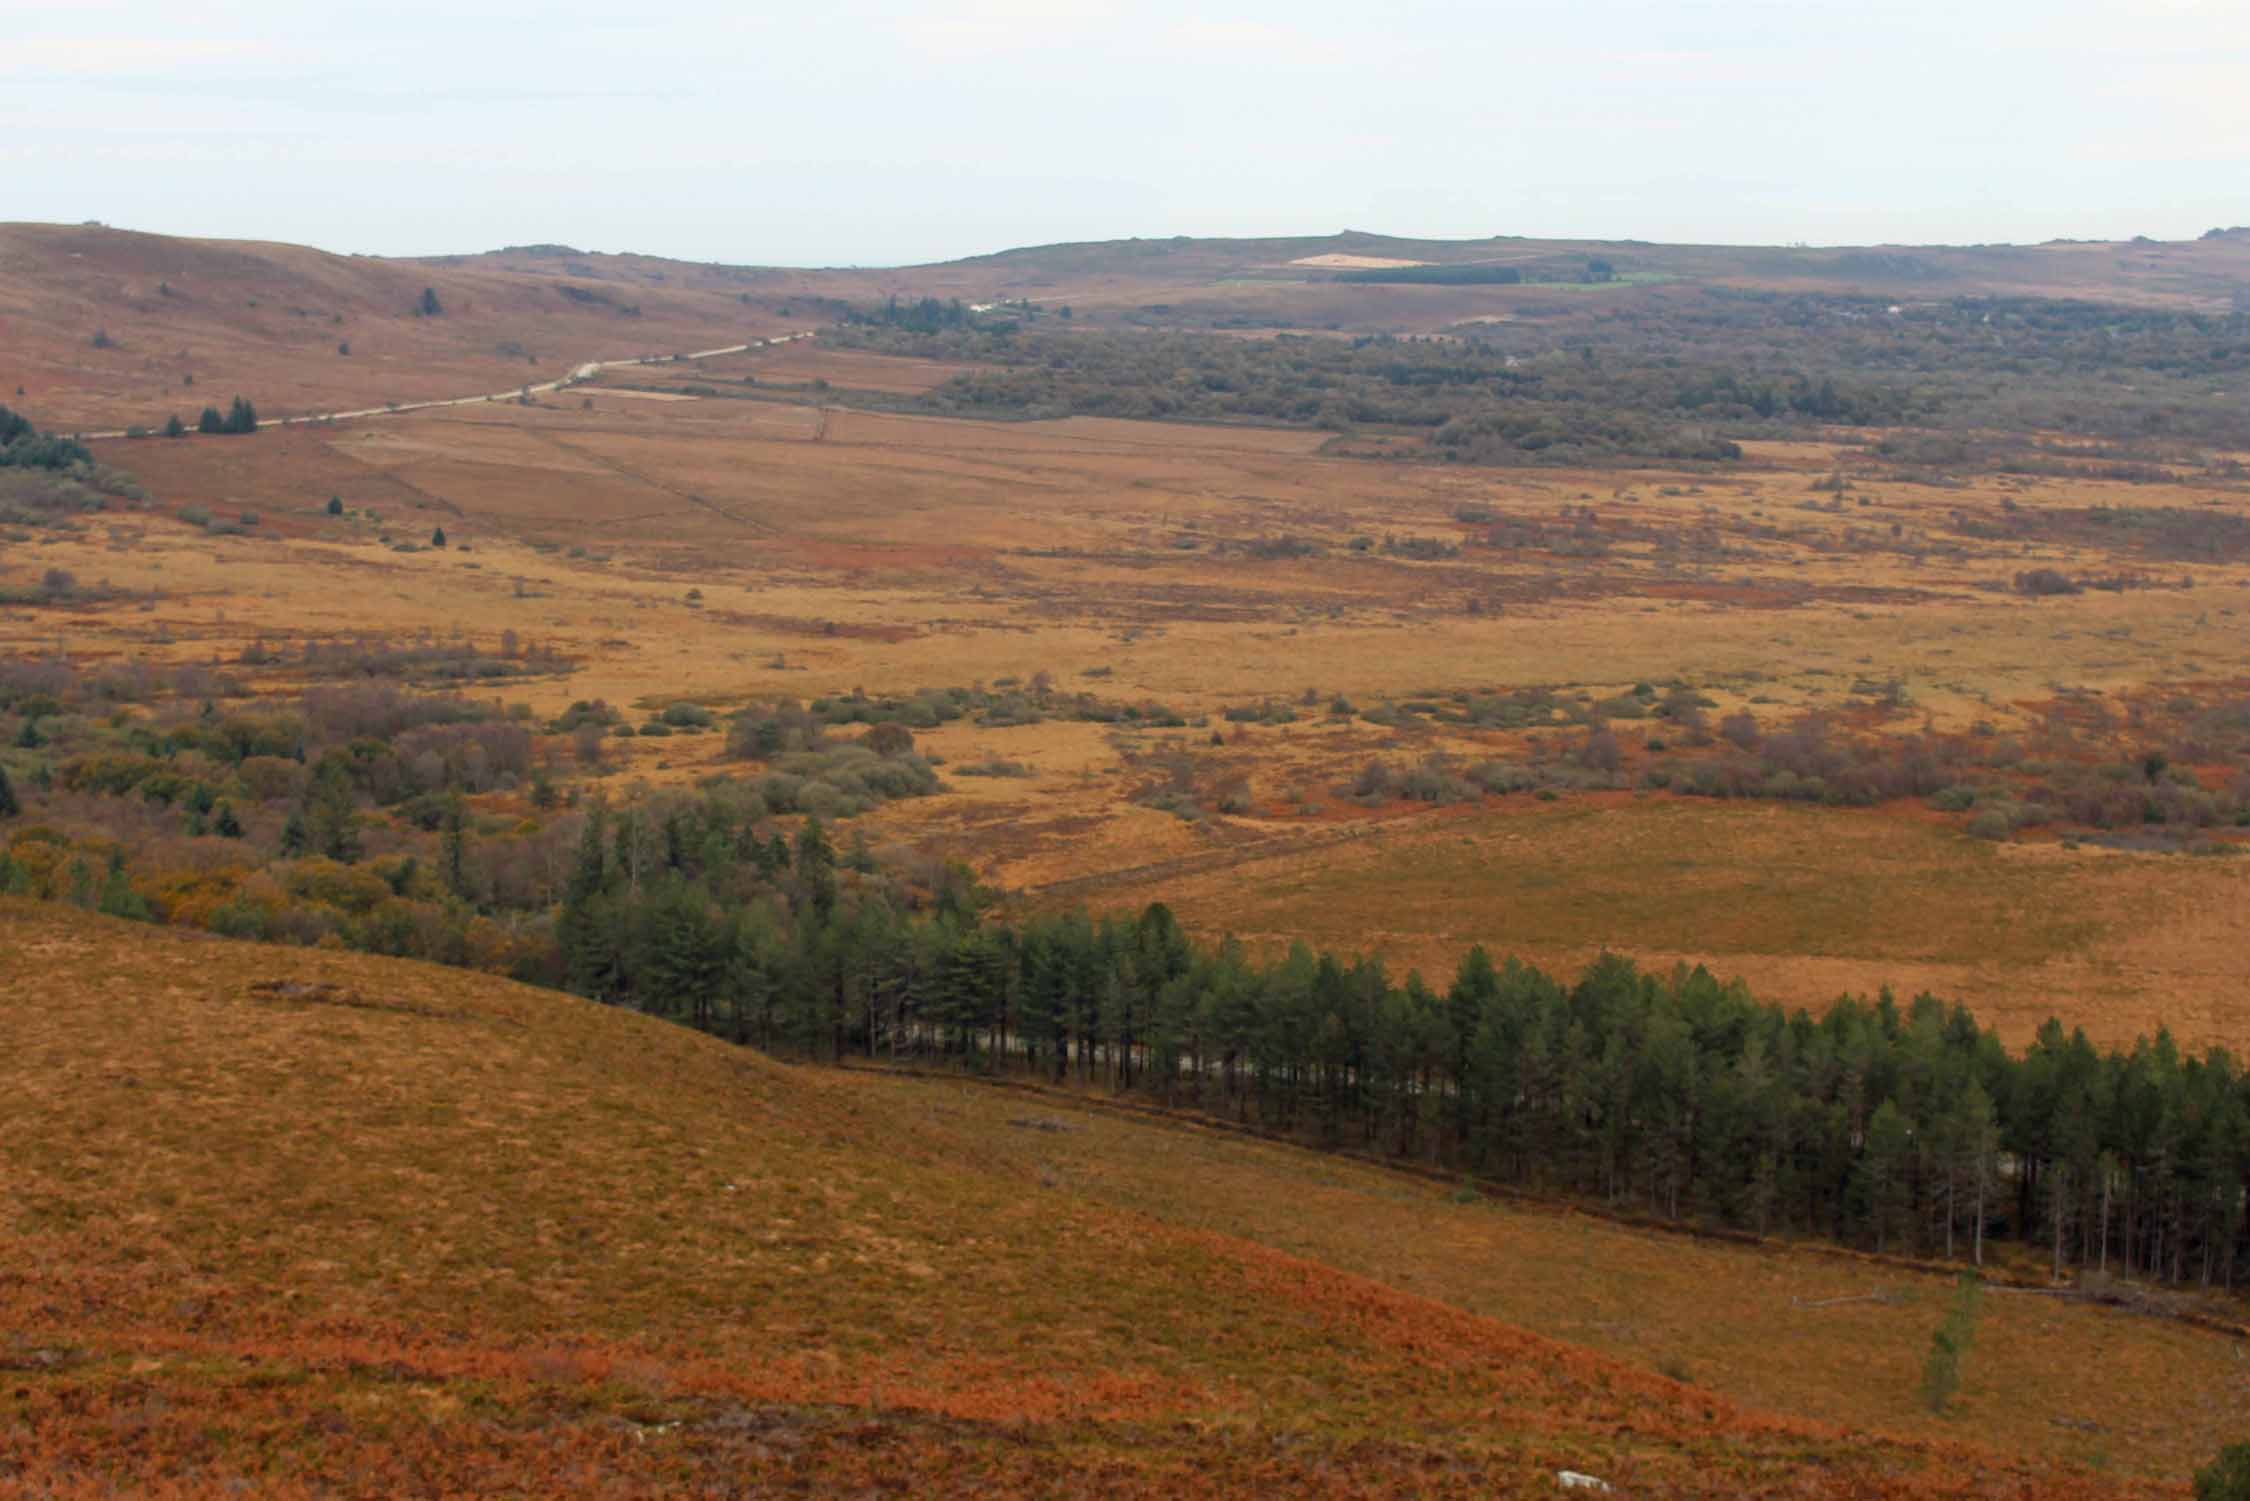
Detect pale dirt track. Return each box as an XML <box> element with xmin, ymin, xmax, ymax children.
<box><xmin>80</xmin><ymin>332</ymin><xmax>814</xmax><ymax>440</ymax></box>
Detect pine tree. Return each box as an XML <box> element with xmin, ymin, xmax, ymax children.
<box><xmin>304</xmin><ymin>760</ymin><xmax>359</xmax><ymax>861</ymax></box>
<box><xmin>97</xmin><ymin>861</ymin><xmax>151</xmax><ymax>922</ymax></box>
<box><xmin>419</xmin><ymin>286</ymin><xmax>444</xmax><ymax>317</ymax></box>
<box><xmin>0</xmin><ymin>763</ymin><xmax>15</xmax><ymax>818</ymax></box>
<box><xmin>440</xmin><ymin>791</ymin><xmax>468</xmax><ymax>897</ymax></box>
<box><xmin>1854</xmin><ymin>1100</ymin><xmax>1917</xmax><ymax>1254</ymax></box>
<box><xmin>794</xmin><ymin>817</ymin><xmax>836</xmax><ymax>916</ymax></box>
<box><xmin>1919</xmin><ymin>1272</ymin><xmax>1983</xmax><ymax>1413</ymax></box>
<box><xmin>327</xmin><ymin>495</ymin><xmax>344</xmax><ymax>516</ymax></box>
<box><xmin>558</xmin><ymin>802</ymin><xmax>614</xmax><ymax>998</ymax></box>
<box><xmin>163</xmin><ymin>414</ymin><xmax>185</xmax><ymax>438</ymax></box>
<box><xmin>223</xmin><ymin>396</ymin><xmax>258</xmax><ymax>434</ymax></box>
<box><xmin>198</xmin><ymin>405</ymin><xmax>225</xmax><ymax>434</ymax></box>
<box><xmin>431</xmin><ymin>525</ymin><xmax>447</xmax><ymax>548</ymax></box>
<box><xmin>213</xmin><ymin>800</ymin><xmax>244</xmax><ymax>838</ymax></box>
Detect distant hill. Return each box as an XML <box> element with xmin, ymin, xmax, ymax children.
<box><xmin>0</xmin><ymin>221</ymin><xmax>800</xmax><ymax>431</ymax></box>
<box><xmin>447</xmin><ymin>223</ymin><xmax>2250</xmax><ymax>307</ymax></box>
<box><xmin>7</xmin><ymin>218</ymin><xmax>2247</xmax><ymax>431</ymax></box>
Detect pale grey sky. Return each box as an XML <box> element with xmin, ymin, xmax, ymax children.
<box><xmin>5</xmin><ymin>0</ymin><xmax>2245</xmax><ymax>265</ymax></box>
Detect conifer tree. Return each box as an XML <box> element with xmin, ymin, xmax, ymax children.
<box><xmin>440</xmin><ymin>791</ymin><xmax>468</xmax><ymax>897</ymax></box>
<box><xmin>794</xmin><ymin>817</ymin><xmax>836</xmax><ymax>916</ymax></box>
<box><xmin>304</xmin><ymin>760</ymin><xmax>359</xmax><ymax>862</ymax></box>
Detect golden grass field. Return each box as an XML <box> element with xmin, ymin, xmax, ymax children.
<box><xmin>0</xmin><ymin>901</ymin><xmax>2217</xmax><ymax>1495</ymax></box>
<box><xmin>10</xmin><ymin>324</ymin><xmax>2249</xmax><ymax>1052</ymax></box>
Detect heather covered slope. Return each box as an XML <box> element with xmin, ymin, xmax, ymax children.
<box><xmin>0</xmin><ymin>222</ymin><xmax>798</xmax><ymax>432</ymax></box>
<box><xmin>0</xmin><ymin>902</ymin><xmax>2173</xmax><ymax>1497</ymax></box>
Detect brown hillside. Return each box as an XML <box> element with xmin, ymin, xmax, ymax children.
<box><xmin>0</xmin><ymin>223</ymin><xmax>796</xmax><ymax>432</ymax></box>
<box><xmin>0</xmin><ymin>901</ymin><xmax>2177</xmax><ymax>1497</ymax></box>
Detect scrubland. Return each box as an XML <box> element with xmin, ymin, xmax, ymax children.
<box><xmin>13</xmin><ymin>336</ymin><xmax>2250</xmax><ymax>1045</ymax></box>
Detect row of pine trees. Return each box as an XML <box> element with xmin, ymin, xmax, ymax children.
<box><xmin>553</xmin><ymin>804</ymin><xmax>2250</xmax><ymax>1289</ymax></box>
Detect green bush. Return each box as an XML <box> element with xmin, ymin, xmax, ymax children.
<box><xmin>2197</xmin><ymin>1444</ymin><xmax>2250</xmax><ymax>1500</ymax></box>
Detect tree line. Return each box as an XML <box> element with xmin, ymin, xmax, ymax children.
<box><xmin>553</xmin><ymin>822</ymin><xmax>2250</xmax><ymax>1290</ymax></box>
<box><xmin>6</xmin><ymin>653</ymin><xmax>2246</xmax><ymax>1291</ymax></box>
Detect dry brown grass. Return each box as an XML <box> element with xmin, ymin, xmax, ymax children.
<box><xmin>0</xmin><ymin>221</ymin><xmax>801</xmax><ymax>431</ymax></box>
<box><xmin>866</xmin><ymin>1069</ymin><xmax>2248</xmax><ymax>1481</ymax></box>
<box><xmin>0</xmin><ymin>901</ymin><xmax>2196</xmax><ymax>1495</ymax></box>
<box><xmin>11</xmin><ymin>346</ymin><xmax>2250</xmax><ymax>1048</ymax></box>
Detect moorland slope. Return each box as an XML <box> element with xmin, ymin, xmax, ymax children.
<box><xmin>0</xmin><ymin>901</ymin><xmax>2188</xmax><ymax>1497</ymax></box>
<box><xmin>0</xmin><ymin>223</ymin><xmax>800</xmax><ymax>432</ymax></box>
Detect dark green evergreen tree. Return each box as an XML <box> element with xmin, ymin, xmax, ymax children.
<box><xmin>304</xmin><ymin>759</ymin><xmax>359</xmax><ymax>862</ymax></box>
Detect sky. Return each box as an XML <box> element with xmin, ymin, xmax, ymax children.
<box><xmin>5</xmin><ymin>0</ymin><xmax>2246</xmax><ymax>266</ymax></box>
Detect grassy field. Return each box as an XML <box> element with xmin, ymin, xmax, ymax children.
<box><xmin>1055</xmin><ymin>795</ymin><xmax>2250</xmax><ymax>1050</ymax></box>
<box><xmin>13</xmin><ymin>346</ymin><xmax>2250</xmax><ymax>1049</ymax></box>
<box><xmin>0</xmin><ymin>901</ymin><xmax>2212</xmax><ymax>1495</ymax></box>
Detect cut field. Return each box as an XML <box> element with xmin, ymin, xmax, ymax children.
<box><xmin>0</xmin><ymin>901</ymin><xmax>2206</xmax><ymax>1495</ymax></box>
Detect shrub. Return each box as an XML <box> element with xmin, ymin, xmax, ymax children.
<box><xmin>954</xmin><ymin>757</ymin><xmax>1032</xmax><ymax>778</ymax></box>
<box><xmin>863</xmin><ymin>721</ymin><xmax>914</xmax><ymax>757</ymax></box>
<box><xmin>2196</xmin><ymin>1444</ymin><xmax>2250</xmax><ymax>1501</ymax></box>
<box><xmin>1966</xmin><ymin>803</ymin><xmax>2023</xmax><ymax>840</ymax></box>
<box><xmin>1920</xmin><ymin>1274</ymin><xmax>1983</xmax><ymax>1414</ymax></box>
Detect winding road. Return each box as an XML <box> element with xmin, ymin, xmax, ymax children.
<box><xmin>81</xmin><ymin>331</ymin><xmax>814</xmax><ymax>442</ymax></box>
